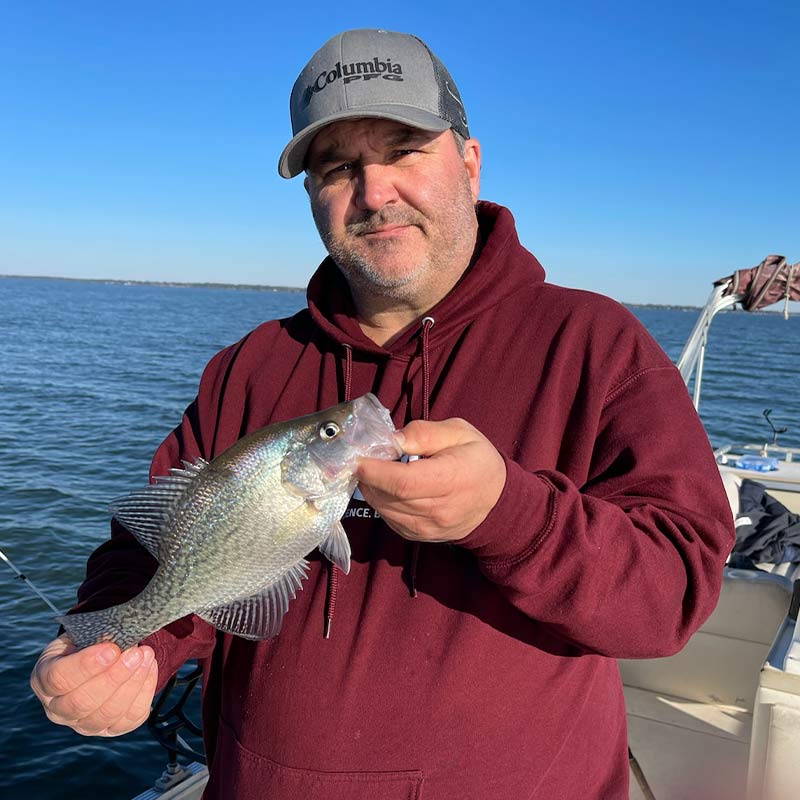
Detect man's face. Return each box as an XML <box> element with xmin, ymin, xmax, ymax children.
<box><xmin>304</xmin><ymin>118</ymin><xmax>481</xmax><ymax>309</ymax></box>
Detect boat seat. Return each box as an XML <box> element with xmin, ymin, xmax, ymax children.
<box><xmin>753</xmin><ymin>560</ymin><xmax>800</xmax><ymax>582</ymax></box>
<box><xmin>622</xmin><ymin>570</ymin><xmax>793</xmax><ymax>799</ymax></box>
<box><xmin>622</xmin><ymin>572</ymin><xmax>790</xmax><ymax>708</ymax></box>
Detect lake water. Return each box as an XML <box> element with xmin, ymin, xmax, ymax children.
<box><xmin>1</xmin><ymin>276</ymin><xmax>798</xmax><ymax>797</ymax></box>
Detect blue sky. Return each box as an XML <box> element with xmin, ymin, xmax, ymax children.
<box><xmin>1</xmin><ymin>1</ymin><xmax>797</xmax><ymax>305</ymax></box>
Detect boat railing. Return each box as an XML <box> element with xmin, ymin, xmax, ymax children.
<box><xmin>715</xmin><ymin>443</ymin><xmax>800</xmax><ymax>464</ymax></box>
<box><xmin>677</xmin><ymin>282</ymin><xmax>740</xmax><ymax>410</ymax></box>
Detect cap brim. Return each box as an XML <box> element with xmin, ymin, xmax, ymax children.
<box><xmin>277</xmin><ymin>105</ymin><xmax>451</xmax><ymax>179</ymax></box>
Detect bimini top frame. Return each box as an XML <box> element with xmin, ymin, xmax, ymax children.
<box><xmin>677</xmin><ymin>255</ymin><xmax>800</xmax><ymax>410</ymax></box>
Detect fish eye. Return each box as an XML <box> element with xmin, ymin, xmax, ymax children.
<box><xmin>319</xmin><ymin>421</ymin><xmax>341</xmax><ymax>440</ymax></box>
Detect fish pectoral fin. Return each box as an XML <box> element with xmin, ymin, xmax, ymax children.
<box><xmin>108</xmin><ymin>457</ymin><xmax>210</xmax><ymax>560</ymax></box>
<box><xmin>197</xmin><ymin>558</ymin><xmax>310</xmax><ymax>640</ymax></box>
<box><xmin>318</xmin><ymin>520</ymin><xmax>351</xmax><ymax>575</ymax></box>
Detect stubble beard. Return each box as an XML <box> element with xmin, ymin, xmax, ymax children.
<box><xmin>317</xmin><ymin>207</ymin><xmax>425</xmax><ymax>301</ymax></box>
<box><xmin>311</xmin><ymin>175</ymin><xmax>478</xmax><ymax>307</ymax></box>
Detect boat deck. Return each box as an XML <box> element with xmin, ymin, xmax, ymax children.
<box><xmin>626</xmin><ymin>684</ymin><xmax>751</xmax><ymax>799</ymax></box>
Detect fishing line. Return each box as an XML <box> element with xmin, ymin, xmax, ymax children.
<box><xmin>0</xmin><ymin>548</ymin><xmax>63</xmax><ymax>615</ymax></box>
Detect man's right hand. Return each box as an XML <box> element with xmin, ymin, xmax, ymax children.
<box><xmin>30</xmin><ymin>634</ymin><xmax>158</xmax><ymax>736</ymax></box>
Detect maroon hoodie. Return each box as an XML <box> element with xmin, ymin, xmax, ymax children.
<box><xmin>76</xmin><ymin>202</ymin><xmax>734</xmax><ymax>799</ymax></box>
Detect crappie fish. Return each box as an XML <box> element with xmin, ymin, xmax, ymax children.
<box><xmin>59</xmin><ymin>393</ymin><xmax>402</xmax><ymax>650</ymax></box>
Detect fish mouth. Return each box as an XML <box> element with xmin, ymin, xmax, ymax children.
<box><xmin>353</xmin><ymin>394</ymin><xmax>405</xmax><ymax>460</ymax></box>
<box><xmin>302</xmin><ymin>393</ymin><xmax>404</xmax><ymax>493</ymax></box>
<box><xmin>363</xmin><ymin>437</ymin><xmax>404</xmax><ymax>460</ymax></box>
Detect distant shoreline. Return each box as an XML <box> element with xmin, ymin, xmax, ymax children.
<box><xmin>0</xmin><ymin>273</ymin><xmax>305</xmax><ymax>293</ymax></box>
<box><xmin>0</xmin><ymin>272</ymin><xmax>702</xmax><ymax>309</ymax></box>
<box><xmin>9</xmin><ymin>273</ymin><xmax>796</xmax><ymax>313</ymax></box>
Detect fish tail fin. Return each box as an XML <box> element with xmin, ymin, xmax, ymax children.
<box><xmin>58</xmin><ymin>606</ymin><xmax>139</xmax><ymax>651</ymax></box>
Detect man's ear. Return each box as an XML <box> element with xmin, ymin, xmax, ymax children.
<box><xmin>463</xmin><ymin>138</ymin><xmax>481</xmax><ymax>203</ymax></box>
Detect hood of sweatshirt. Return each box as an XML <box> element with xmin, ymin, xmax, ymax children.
<box><xmin>305</xmin><ymin>200</ymin><xmax>546</xmax><ymax>359</ymax></box>
<box><xmin>302</xmin><ymin>199</ymin><xmax>548</xmax><ymax>615</ymax></box>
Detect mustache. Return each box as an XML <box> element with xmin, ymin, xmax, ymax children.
<box><xmin>346</xmin><ymin>209</ymin><xmax>424</xmax><ymax>235</ymax></box>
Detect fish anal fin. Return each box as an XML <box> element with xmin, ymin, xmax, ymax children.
<box><xmin>197</xmin><ymin>559</ymin><xmax>310</xmax><ymax>639</ymax></box>
<box><xmin>318</xmin><ymin>520</ymin><xmax>351</xmax><ymax>575</ymax></box>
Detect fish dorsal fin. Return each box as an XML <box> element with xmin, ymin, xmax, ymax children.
<box><xmin>197</xmin><ymin>559</ymin><xmax>310</xmax><ymax>639</ymax></box>
<box><xmin>108</xmin><ymin>457</ymin><xmax>210</xmax><ymax>560</ymax></box>
<box><xmin>318</xmin><ymin>520</ymin><xmax>351</xmax><ymax>575</ymax></box>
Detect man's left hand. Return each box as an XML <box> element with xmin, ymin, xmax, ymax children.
<box><xmin>355</xmin><ymin>418</ymin><xmax>507</xmax><ymax>542</ymax></box>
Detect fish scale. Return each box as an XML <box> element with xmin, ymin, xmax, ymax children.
<box><xmin>59</xmin><ymin>393</ymin><xmax>403</xmax><ymax>649</ymax></box>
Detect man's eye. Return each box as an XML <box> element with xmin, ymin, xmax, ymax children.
<box><xmin>326</xmin><ymin>162</ymin><xmax>354</xmax><ymax>177</ymax></box>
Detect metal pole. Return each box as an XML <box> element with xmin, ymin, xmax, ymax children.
<box><xmin>0</xmin><ymin>548</ymin><xmax>62</xmax><ymax>615</ymax></box>
<box><xmin>629</xmin><ymin>747</ymin><xmax>657</xmax><ymax>800</ymax></box>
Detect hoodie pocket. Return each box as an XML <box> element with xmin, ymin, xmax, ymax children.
<box><xmin>205</xmin><ymin>716</ymin><xmax>425</xmax><ymax>800</ymax></box>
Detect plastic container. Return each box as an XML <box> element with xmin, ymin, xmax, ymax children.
<box><xmin>733</xmin><ymin>455</ymin><xmax>780</xmax><ymax>472</ymax></box>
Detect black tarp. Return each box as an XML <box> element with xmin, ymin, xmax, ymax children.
<box><xmin>729</xmin><ymin>479</ymin><xmax>800</xmax><ymax>569</ymax></box>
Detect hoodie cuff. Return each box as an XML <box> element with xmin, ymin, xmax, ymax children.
<box><xmin>459</xmin><ymin>454</ymin><xmax>556</xmax><ymax>565</ymax></box>
<box><xmin>141</xmin><ymin>614</ymin><xmax>217</xmax><ymax>693</ymax></box>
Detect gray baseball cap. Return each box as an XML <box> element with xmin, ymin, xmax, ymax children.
<box><xmin>278</xmin><ymin>28</ymin><xmax>470</xmax><ymax>178</ymax></box>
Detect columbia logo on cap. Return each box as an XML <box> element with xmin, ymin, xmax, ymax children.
<box><xmin>301</xmin><ymin>57</ymin><xmax>405</xmax><ymax>108</ymax></box>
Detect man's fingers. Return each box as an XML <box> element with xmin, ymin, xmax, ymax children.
<box><xmin>32</xmin><ymin>636</ymin><xmax>121</xmax><ymax>700</ymax></box>
<box><xmin>358</xmin><ymin>481</ymin><xmax>437</xmax><ymax>522</ymax></box>
<box><xmin>93</xmin><ymin>648</ymin><xmax>155</xmax><ymax>730</ymax></box>
<box><xmin>45</xmin><ymin>645</ymin><xmax>150</xmax><ymax>724</ymax></box>
<box><xmin>395</xmin><ymin>418</ymin><xmax>477</xmax><ymax>457</ymax></box>
<box><xmin>32</xmin><ymin>634</ymin><xmax>160</xmax><ymax>738</ymax></box>
<box><xmin>110</xmin><ymin>657</ymin><xmax>159</xmax><ymax>734</ymax></box>
<box><xmin>356</xmin><ymin>416</ymin><xmax>506</xmax><ymax>543</ymax></box>
<box><xmin>356</xmin><ymin>418</ymin><xmax>484</xmax><ymax>495</ymax></box>
<box><xmin>72</xmin><ymin>648</ymin><xmax>158</xmax><ymax>736</ymax></box>
<box><xmin>357</xmin><ymin>451</ymin><xmax>455</xmax><ymax>500</ymax></box>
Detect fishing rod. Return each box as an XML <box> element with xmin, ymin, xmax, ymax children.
<box><xmin>0</xmin><ymin>547</ymin><xmax>63</xmax><ymax>615</ymax></box>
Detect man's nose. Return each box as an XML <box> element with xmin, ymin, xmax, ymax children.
<box><xmin>354</xmin><ymin>163</ymin><xmax>399</xmax><ymax>211</ymax></box>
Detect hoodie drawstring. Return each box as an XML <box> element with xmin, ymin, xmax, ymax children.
<box><xmin>407</xmin><ymin>316</ymin><xmax>435</xmax><ymax>598</ymax></box>
<box><xmin>324</xmin><ymin>343</ymin><xmax>353</xmax><ymax>638</ymax></box>
<box><xmin>323</xmin><ymin>564</ymin><xmax>338</xmax><ymax>639</ymax></box>
<box><xmin>342</xmin><ymin>342</ymin><xmax>353</xmax><ymax>402</ymax></box>
<box><xmin>324</xmin><ymin>320</ymin><xmax>434</xmax><ymax>633</ymax></box>
<box><xmin>420</xmin><ymin>317</ymin><xmax>434</xmax><ymax>423</ymax></box>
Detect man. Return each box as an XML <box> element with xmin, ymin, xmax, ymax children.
<box><xmin>31</xmin><ymin>29</ymin><xmax>734</xmax><ymax>798</ymax></box>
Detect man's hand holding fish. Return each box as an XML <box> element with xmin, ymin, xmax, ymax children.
<box><xmin>356</xmin><ymin>418</ymin><xmax>507</xmax><ymax>543</ymax></box>
<box><xmin>30</xmin><ymin>635</ymin><xmax>157</xmax><ymax>737</ymax></box>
